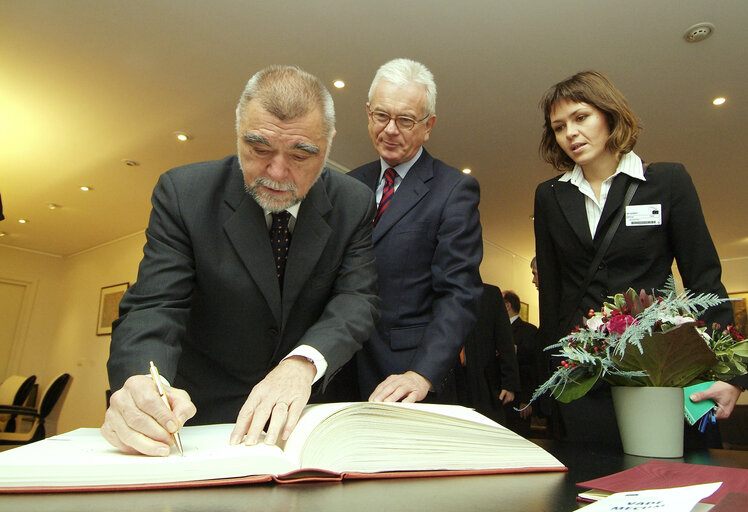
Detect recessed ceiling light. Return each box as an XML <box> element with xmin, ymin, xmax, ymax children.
<box><xmin>713</xmin><ymin>97</ymin><xmax>726</xmax><ymax>106</ymax></box>
<box><xmin>18</xmin><ymin>219</ymin><xmax>28</xmax><ymax>224</ymax></box>
<box><xmin>333</xmin><ymin>80</ymin><xmax>345</xmax><ymax>89</ymax></box>
<box><xmin>122</xmin><ymin>159</ymin><xmax>140</xmax><ymax>166</ymax></box>
<box><xmin>462</xmin><ymin>168</ymin><xmax>472</xmax><ymax>174</ymax></box>
<box><xmin>0</xmin><ymin>232</ymin><xmax>6</xmax><ymax>237</ymax></box>
<box><xmin>80</xmin><ymin>186</ymin><xmax>93</xmax><ymax>191</ymax></box>
<box><xmin>47</xmin><ymin>203</ymin><xmax>61</xmax><ymax>210</ymax></box>
<box><xmin>174</xmin><ymin>131</ymin><xmax>192</xmax><ymax>142</ymax></box>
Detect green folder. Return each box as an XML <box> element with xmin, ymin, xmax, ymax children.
<box><xmin>683</xmin><ymin>381</ymin><xmax>716</xmax><ymax>425</ymax></box>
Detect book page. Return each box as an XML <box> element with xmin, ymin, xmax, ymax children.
<box><xmin>0</xmin><ymin>424</ymin><xmax>298</xmax><ymax>487</ymax></box>
<box><xmin>293</xmin><ymin>402</ymin><xmax>563</xmax><ymax>473</ymax></box>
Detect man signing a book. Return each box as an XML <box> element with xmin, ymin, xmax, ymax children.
<box><xmin>103</xmin><ymin>65</ymin><xmax>380</xmax><ymax>456</ymax></box>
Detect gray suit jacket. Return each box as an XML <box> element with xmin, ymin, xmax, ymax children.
<box><xmin>107</xmin><ymin>156</ymin><xmax>380</xmax><ymax>424</ymax></box>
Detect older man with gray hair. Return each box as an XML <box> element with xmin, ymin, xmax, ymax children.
<box><xmin>340</xmin><ymin>58</ymin><xmax>483</xmax><ymax>404</ymax></box>
<box><xmin>104</xmin><ymin>65</ymin><xmax>379</xmax><ymax>455</ymax></box>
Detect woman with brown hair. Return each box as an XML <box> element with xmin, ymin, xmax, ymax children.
<box><xmin>533</xmin><ymin>70</ymin><xmax>743</xmax><ymax>447</ymax></box>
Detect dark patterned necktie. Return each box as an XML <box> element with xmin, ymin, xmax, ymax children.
<box><xmin>374</xmin><ymin>168</ymin><xmax>397</xmax><ymax>226</ymax></box>
<box><xmin>270</xmin><ymin>211</ymin><xmax>292</xmax><ymax>286</ymax></box>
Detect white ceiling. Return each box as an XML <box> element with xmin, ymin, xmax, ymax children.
<box><xmin>2</xmin><ymin>1</ymin><xmax>746</xmax><ymax>288</ymax></box>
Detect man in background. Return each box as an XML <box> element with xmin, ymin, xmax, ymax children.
<box><xmin>503</xmin><ymin>290</ymin><xmax>542</xmax><ymax>437</ymax></box>
<box><xmin>458</xmin><ymin>283</ymin><xmax>519</xmax><ymax>423</ymax></box>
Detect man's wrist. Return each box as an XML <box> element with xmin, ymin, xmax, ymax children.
<box><xmin>284</xmin><ymin>355</ymin><xmax>317</xmax><ymax>377</ymax></box>
<box><xmin>284</xmin><ymin>345</ymin><xmax>327</xmax><ymax>383</ymax></box>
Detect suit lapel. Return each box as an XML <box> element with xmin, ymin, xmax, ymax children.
<box><xmin>223</xmin><ymin>165</ymin><xmax>282</xmax><ymax>327</ymax></box>
<box><xmin>552</xmin><ymin>180</ymin><xmax>593</xmax><ymax>249</ymax></box>
<box><xmin>357</xmin><ymin>162</ymin><xmax>380</xmax><ymax>193</ymax></box>
<box><xmin>281</xmin><ymin>172</ymin><xmax>333</xmax><ymax>328</ymax></box>
<box><xmin>373</xmin><ymin>151</ymin><xmax>432</xmax><ymax>243</ymax></box>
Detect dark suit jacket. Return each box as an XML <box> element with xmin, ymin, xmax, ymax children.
<box><xmin>107</xmin><ymin>156</ymin><xmax>380</xmax><ymax>424</ymax></box>
<box><xmin>348</xmin><ymin>149</ymin><xmax>483</xmax><ymax>399</ymax></box>
<box><xmin>461</xmin><ymin>284</ymin><xmax>519</xmax><ymax>419</ymax></box>
<box><xmin>534</xmin><ymin>162</ymin><xmax>733</xmax><ymax>350</ymax></box>
<box><xmin>510</xmin><ymin>317</ymin><xmax>539</xmax><ymax>404</ymax></box>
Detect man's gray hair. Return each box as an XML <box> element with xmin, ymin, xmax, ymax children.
<box><xmin>236</xmin><ymin>65</ymin><xmax>335</xmax><ymax>142</ymax></box>
<box><xmin>368</xmin><ymin>58</ymin><xmax>437</xmax><ymax>116</ymax></box>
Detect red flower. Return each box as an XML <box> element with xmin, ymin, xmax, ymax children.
<box><xmin>606</xmin><ymin>314</ymin><xmax>636</xmax><ymax>334</ymax></box>
<box><xmin>727</xmin><ymin>324</ymin><xmax>745</xmax><ymax>341</ymax></box>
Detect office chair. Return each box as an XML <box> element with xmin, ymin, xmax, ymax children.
<box><xmin>0</xmin><ymin>375</ymin><xmax>37</xmax><ymax>431</ymax></box>
<box><xmin>0</xmin><ymin>373</ymin><xmax>72</xmax><ymax>446</ymax></box>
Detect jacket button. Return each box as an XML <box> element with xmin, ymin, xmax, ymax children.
<box><xmin>268</xmin><ymin>328</ymin><xmax>278</xmax><ymax>337</ymax></box>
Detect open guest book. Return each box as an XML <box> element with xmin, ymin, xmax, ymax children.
<box><xmin>0</xmin><ymin>401</ymin><xmax>565</xmax><ymax>492</ymax></box>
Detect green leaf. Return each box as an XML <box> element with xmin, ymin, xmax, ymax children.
<box><xmin>613</xmin><ymin>323</ymin><xmax>717</xmax><ymax>387</ymax></box>
<box><xmin>729</xmin><ymin>341</ymin><xmax>748</xmax><ymax>357</ymax></box>
<box><xmin>553</xmin><ymin>367</ymin><xmax>601</xmax><ymax>403</ymax></box>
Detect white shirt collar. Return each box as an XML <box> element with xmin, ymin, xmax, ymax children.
<box><xmin>264</xmin><ymin>202</ymin><xmax>300</xmax><ymax>219</ymax></box>
<box><xmin>558</xmin><ymin>151</ymin><xmax>645</xmax><ymax>185</ymax></box>
<box><xmin>263</xmin><ymin>202</ymin><xmax>301</xmax><ymax>232</ymax></box>
<box><xmin>378</xmin><ymin>147</ymin><xmax>423</xmax><ymax>182</ymax></box>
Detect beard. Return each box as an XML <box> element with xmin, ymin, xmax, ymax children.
<box><xmin>244</xmin><ymin>177</ymin><xmax>301</xmax><ymax>213</ymax></box>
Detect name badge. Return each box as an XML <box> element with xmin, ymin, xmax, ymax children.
<box><xmin>625</xmin><ymin>204</ymin><xmax>662</xmax><ymax>226</ymax></box>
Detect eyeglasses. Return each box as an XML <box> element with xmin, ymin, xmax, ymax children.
<box><xmin>367</xmin><ymin>108</ymin><xmax>430</xmax><ymax>131</ymax></box>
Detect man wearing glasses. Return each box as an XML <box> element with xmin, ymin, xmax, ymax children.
<box><xmin>343</xmin><ymin>58</ymin><xmax>483</xmax><ymax>404</ymax></box>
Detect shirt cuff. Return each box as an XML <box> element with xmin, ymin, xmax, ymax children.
<box><xmin>284</xmin><ymin>345</ymin><xmax>327</xmax><ymax>384</ymax></box>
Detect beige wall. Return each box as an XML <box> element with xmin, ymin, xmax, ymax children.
<box><xmin>480</xmin><ymin>241</ymin><xmax>539</xmax><ymax>326</ymax></box>
<box><xmin>0</xmin><ymin>233</ymin><xmax>145</xmax><ymax>433</ymax></box>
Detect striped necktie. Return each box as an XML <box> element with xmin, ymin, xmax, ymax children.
<box><xmin>374</xmin><ymin>167</ymin><xmax>397</xmax><ymax>226</ymax></box>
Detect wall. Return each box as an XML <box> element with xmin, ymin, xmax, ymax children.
<box><xmin>0</xmin><ymin>246</ymin><xmax>65</xmax><ymax>385</ymax></box>
<box><xmin>480</xmin><ymin>241</ymin><xmax>538</xmax><ymax>325</ymax></box>
<box><xmin>0</xmin><ymin>233</ymin><xmax>146</xmax><ymax>434</ymax></box>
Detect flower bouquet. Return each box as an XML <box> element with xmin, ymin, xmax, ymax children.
<box><xmin>528</xmin><ymin>276</ymin><xmax>748</xmax><ymax>406</ymax></box>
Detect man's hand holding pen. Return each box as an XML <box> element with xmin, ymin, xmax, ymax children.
<box><xmin>102</xmin><ymin>357</ymin><xmax>316</xmax><ymax>455</ymax></box>
<box><xmin>101</xmin><ymin>374</ymin><xmax>195</xmax><ymax>457</ymax></box>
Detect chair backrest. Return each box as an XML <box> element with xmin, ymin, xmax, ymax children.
<box><xmin>38</xmin><ymin>373</ymin><xmax>72</xmax><ymax>438</ymax></box>
<box><xmin>0</xmin><ymin>375</ymin><xmax>36</xmax><ymax>405</ymax></box>
<box><xmin>0</xmin><ymin>375</ymin><xmax>37</xmax><ymax>432</ymax></box>
<box><xmin>14</xmin><ymin>375</ymin><xmax>37</xmax><ymax>406</ymax></box>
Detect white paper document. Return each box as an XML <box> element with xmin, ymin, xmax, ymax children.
<box><xmin>579</xmin><ymin>482</ymin><xmax>722</xmax><ymax>511</ymax></box>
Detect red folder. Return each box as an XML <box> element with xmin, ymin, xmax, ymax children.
<box><xmin>577</xmin><ymin>460</ymin><xmax>748</xmax><ymax>505</ymax></box>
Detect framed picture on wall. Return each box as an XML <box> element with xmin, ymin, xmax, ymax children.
<box><xmin>96</xmin><ymin>282</ymin><xmax>129</xmax><ymax>336</ymax></box>
<box><xmin>519</xmin><ymin>301</ymin><xmax>529</xmax><ymax>322</ymax></box>
<box><xmin>728</xmin><ymin>291</ymin><xmax>748</xmax><ymax>337</ymax></box>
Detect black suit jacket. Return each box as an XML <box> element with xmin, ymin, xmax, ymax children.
<box><xmin>107</xmin><ymin>156</ymin><xmax>380</xmax><ymax>424</ymax></box>
<box><xmin>534</xmin><ymin>162</ymin><xmax>733</xmax><ymax>349</ymax></box>
<box><xmin>510</xmin><ymin>317</ymin><xmax>539</xmax><ymax>404</ymax></box>
<box><xmin>348</xmin><ymin>149</ymin><xmax>483</xmax><ymax>399</ymax></box>
<box><xmin>461</xmin><ymin>284</ymin><xmax>519</xmax><ymax>417</ymax></box>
